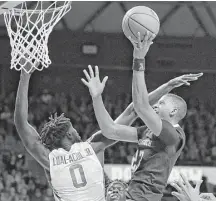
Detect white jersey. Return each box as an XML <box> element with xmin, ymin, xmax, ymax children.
<box><xmin>49</xmin><ymin>142</ymin><xmax>105</xmax><ymax>201</ymax></box>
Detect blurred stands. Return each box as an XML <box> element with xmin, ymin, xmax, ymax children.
<box><xmin>0</xmin><ymin>78</ymin><xmax>216</xmax><ymax>199</ymax></box>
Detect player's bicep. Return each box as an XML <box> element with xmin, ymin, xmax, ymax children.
<box><xmin>89</xmin><ymin>131</ymin><xmax>117</xmax><ymax>153</ymax></box>
<box><xmin>159</xmin><ymin>120</ymin><xmax>179</xmax><ymax>146</ymax></box>
<box><xmin>111</xmin><ymin>124</ymin><xmax>138</xmax><ymax>142</ymax></box>
<box><xmin>95</xmin><ymin>150</ymin><xmax>105</xmax><ymax>167</ymax></box>
<box><xmin>136</xmin><ymin>105</ymin><xmax>163</xmax><ymax>136</ymax></box>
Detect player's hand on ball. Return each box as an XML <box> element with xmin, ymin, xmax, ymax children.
<box><xmin>81</xmin><ymin>65</ymin><xmax>108</xmax><ymax>98</ymax></box>
<box><xmin>168</xmin><ymin>72</ymin><xmax>203</xmax><ymax>88</ymax></box>
<box><xmin>170</xmin><ymin>173</ymin><xmax>202</xmax><ymax>201</ymax></box>
<box><xmin>129</xmin><ymin>31</ymin><xmax>155</xmax><ymax>59</ymax></box>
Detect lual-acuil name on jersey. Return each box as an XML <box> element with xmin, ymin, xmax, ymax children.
<box><xmin>52</xmin><ymin>148</ymin><xmax>93</xmax><ymax>166</ymax></box>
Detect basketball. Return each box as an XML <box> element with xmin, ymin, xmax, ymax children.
<box><xmin>122</xmin><ymin>6</ymin><xmax>160</xmax><ymax>42</ymax></box>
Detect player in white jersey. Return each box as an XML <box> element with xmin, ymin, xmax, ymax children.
<box><xmin>14</xmin><ymin>64</ymin><xmax>138</xmax><ymax>201</ymax></box>
<box><xmin>49</xmin><ymin>140</ymin><xmax>104</xmax><ymax>201</ymax></box>
<box><xmin>14</xmin><ymin>61</ymin><xmax>201</xmax><ymax>201</ymax></box>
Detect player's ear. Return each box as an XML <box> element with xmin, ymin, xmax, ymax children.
<box><xmin>66</xmin><ymin>132</ymin><xmax>73</xmax><ymax>139</ymax></box>
<box><xmin>170</xmin><ymin>108</ymin><xmax>178</xmax><ymax>118</ymax></box>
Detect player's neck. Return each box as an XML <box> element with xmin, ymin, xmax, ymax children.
<box><xmin>62</xmin><ymin>138</ymin><xmax>82</xmax><ymax>151</ymax></box>
<box><xmin>169</xmin><ymin>119</ymin><xmax>178</xmax><ymax>126</ymax></box>
<box><xmin>164</xmin><ymin>116</ymin><xmax>178</xmax><ymax>126</ymax></box>
<box><xmin>63</xmin><ymin>144</ymin><xmax>72</xmax><ymax>151</ymax></box>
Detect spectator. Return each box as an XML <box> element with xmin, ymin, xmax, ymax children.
<box><xmin>1</xmin><ymin>191</ymin><xmax>11</xmax><ymax>201</ymax></box>
<box><xmin>18</xmin><ymin>188</ymin><xmax>30</xmax><ymax>201</ymax></box>
<box><xmin>42</xmin><ymin>187</ymin><xmax>54</xmax><ymax>201</ymax></box>
<box><xmin>31</xmin><ymin>188</ymin><xmax>43</xmax><ymax>201</ymax></box>
<box><xmin>9</xmin><ymin>187</ymin><xmax>19</xmax><ymax>201</ymax></box>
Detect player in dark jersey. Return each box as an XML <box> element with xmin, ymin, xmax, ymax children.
<box><xmin>126</xmin><ymin>31</ymin><xmax>188</xmax><ymax>201</ymax></box>
<box><xmin>84</xmin><ymin>71</ymin><xmax>202</xmax><ymax>201</ymax></box>
<box><xmin>81</xmin><ymin>33</ymin><xmax>203</xmax><ymax>201</ymax></box>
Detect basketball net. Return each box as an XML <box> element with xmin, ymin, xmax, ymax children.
<box><xmin>4</xmin><ymin>1</ymin><xmax>71</xmax><ymax>73</ymax></box>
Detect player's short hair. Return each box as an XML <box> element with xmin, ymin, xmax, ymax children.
<box><xmin>40</xmin><ymin>113</ymin><xmax>71</xmax><ymax>151</ymax></box>
<box><xmin>165</xmin><ymin>93</ymin><xmax>187</xmax><ymax>121</ymax></box>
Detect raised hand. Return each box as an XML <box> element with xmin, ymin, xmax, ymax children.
<box><xmin>81</xmin><ymin>65</ymin><xmax>108</xmax><ymax>98</ymax></box>
<box><xmin>168</xmin><ymin>73</ymin><xmax>203</xmax><ymax>88</ymax></box>
<box><xmin>171</xmin><ymin>173</ymin><xmax>202</xmax><ymax>201</ymax></box>
<box><xmin>129</xmin><ymin>31</ymin><xmax>155</xmax><ymax>59</ymax></box>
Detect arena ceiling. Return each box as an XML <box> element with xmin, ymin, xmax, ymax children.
<box><xmin>0</xmin><ymin>1</ymin><xmax>216</xmax><ymax>37</ymax></box>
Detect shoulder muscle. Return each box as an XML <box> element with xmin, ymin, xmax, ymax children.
<box><xmin>159</xmin><ymin>120</ymin><xmax>180</xmax><ymax>146</ymax></box>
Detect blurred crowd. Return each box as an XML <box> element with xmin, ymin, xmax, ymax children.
<box><xmin>0</xmin><ymin>151</ymin><xmax>54</xmax><ymax>201</ymax></box>
<box><xmin>0</xmin><ymin>89</ymin><xmax>216</xmax><ymax>200</ymax></box>
<box><xmin>1</xmin><ymin>89</ymin><xmax>216</xmax><ymax>165</ymax></box>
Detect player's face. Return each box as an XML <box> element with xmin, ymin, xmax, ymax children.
<box><xmin>106</xmin><ymin>183</ymin><xmax>126</xmax><ymax>201</ymax></box>
<box><xmin>154</xmin><ymin>96</ymin><xmax>174</xmax><ymax>119</ymax></box>
<box><xmin>67</xmin><ymin>122</ymin><xmax>81</xmax><ymax>141</ymax></box>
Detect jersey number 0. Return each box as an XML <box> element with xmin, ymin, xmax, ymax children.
<box><xmin>69</xmin><ymin>164</ymin><xmax>87</xmax><ymax>188</ymax></box>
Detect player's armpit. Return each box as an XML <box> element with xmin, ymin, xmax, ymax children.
<box><xmin>158</xmin><ymin>120</ymin><xmax>179</xmax><ymax>146</ymax></box>
<box><xmin>30</xmin><ymin>140</ymin><xmax>50</xmax><ymax>170</ymax></box>
<box><xmin>88</xmin><ymin>133</ymin><xmax>112</xmax><ymax>166</ymax></box>
<box><xmin>14</xmin><ymin>122</ymin><xmax>50</xmax><ymax>170</ymax></box>
<box><xmin>135</xmin><ymin>105</ymin><xmax>163</xmax><ymax>136</ymax></box>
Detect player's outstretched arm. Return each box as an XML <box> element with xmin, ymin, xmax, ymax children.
<box><xmin>118</xmin><ymin>71</ymin><xmax>203</xmax><ymax>122</ymax></box>
<box><xmin>89</xmin><ymin>72</ymin><xmax>203</xmax><ymax>151</ymax></box>
<box><xmin>148</xmin><ymin>72</ymin><xmax>203</xmax><ymax>106</ymax></box>
<box><xmin>131</xmin><ymin>32</ymin><xmax>202</xmax><ymax>143</ymax></box>
<box><xmin>82</xmin><ymin>65</ymin><xmax>138</xmax><ymax>142</ymax></box>
<box><xmin>14</xmin><ymin>66</ymin><xmax>50</xmax><ymax>170</ymax></box>
<box><xmin>131</xmin><ymin>32</ymin><xmax>164</xmax><ymax>136</ymax></box>
<box><xmin>89</xmin><ymin>79</ymin><xmax>180</xmax><ymax>150</ymax></box>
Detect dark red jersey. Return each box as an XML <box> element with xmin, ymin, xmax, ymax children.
<box><xmin>126</xmin><ymin>120</ymin><xmax>185</xmax><ymax>201</ymax></box>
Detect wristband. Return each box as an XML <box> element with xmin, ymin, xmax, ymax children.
<box><xmin>132</xmin><ymin>58</ymin><xmax>145</xmax><ymax>71</ymax></box>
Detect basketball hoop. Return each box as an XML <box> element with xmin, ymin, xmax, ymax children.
<box><xmin>4</xmin><ymin>1</ymin><xmax>72</xmax><ymax>73</ymax></box>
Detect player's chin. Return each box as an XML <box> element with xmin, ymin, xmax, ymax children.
<box><xmin>109</xmin><ymin>193</ymin><xmax>121</xmax><ymax>201</ymax></box>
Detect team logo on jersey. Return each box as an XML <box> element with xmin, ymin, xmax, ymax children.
<box><xmin>138</xmin><ymin>138</ymin><xmax>152</xmax><ymax>147</ymax></box>
<box><xmin>138</xmin><ymin>128</ymin><xmax>153</xmax><ymax>147</ymax></box>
